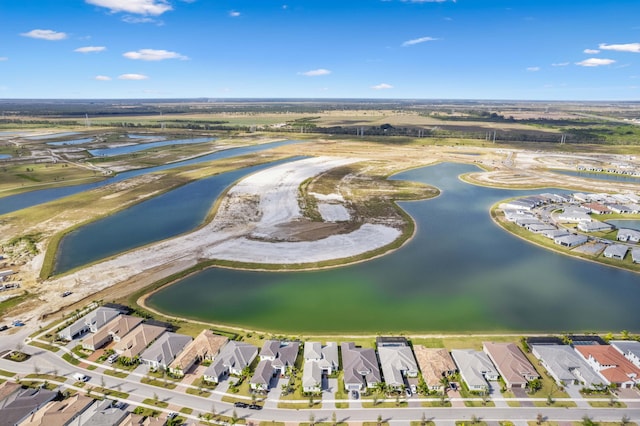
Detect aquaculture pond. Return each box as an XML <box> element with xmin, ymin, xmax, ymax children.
<box><xmin>148</xmin><ymin>162</ymin><xmax>640</xmax><ymax>333</ymax></box>
<box><xmin>0</xmin><ymin>140</ymin><xmax>301</xmax><ymax>215</ymax></box>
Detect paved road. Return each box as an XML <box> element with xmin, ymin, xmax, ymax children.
<box><xmin>2</xmin><ymin>325</ymin><xmax>640</xmax><ymax>423</ymax></box>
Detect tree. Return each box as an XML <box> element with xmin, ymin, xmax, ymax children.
<box><xmin>230</xmin><ymin>409</ymin><xmax>238</xmax><ymax>425</ymax></box>
<box><xmin>621</xmin><ymin>414</ymin><xmax>631</xmax><ymax>425</ymax></box>
<box><xmin>470</xmin><ymin>414</ymin><xmax>480</xmax><ymax>424</ymax></box>
<box><xmin>546</xmin><ymin>394</ymin><xmax>554</xmax><ymax>406</ymax></box>
<box><xmin>581</xmin><ymin>415</ymin><xmax>595</xmax><ymax>426</ymax></box>
<box><xmin>528</xmin><ymin>378</ymin><xmax>542</xmax><ymax>394</ymax></box>
<box><xmin>536</xmin><ymin>413</ymin><xmax>544</xmax><ymax>425</ymax></box>
<box><xmin>377</xmin><ymin>414</ymin><xmax>383</xmax><ymax>426</ymax></box>
<box><xmin>210</xmin><ymin>403</ymin><xmax>216</xmax><ymax>420</ymax></box>
<box><xmin>420</xmin><ymin>412</ymin><xmax>427</xmax><ymax>426</ymax></box>
<box><xmin>308</xmin><ymin>413</ymin><xmax>316</xmax><ymax>426</ymax></box>
<box><xmin>331</xmin><ymin>411</ymin><xmax>337</xmax><ymax>426</ymax></box>
<box><xmin>372</xmin><ymin>392</ymin><xmax>379</xmax><ymax>406</ymax></box>
<box><xmin>439</xmin><ymin>376</ymin><xmax>449</xmax><ymax>393</ymax></box>
<box><xmin>621</xmin><ymin>329</ymin><xmax>631</xmax><ymax>340</ymax></box>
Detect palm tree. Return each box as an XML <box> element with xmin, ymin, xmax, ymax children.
<box><xmin>440</xmin><ymin>376</ymin><xmax>449</xmax><ymax>392</ymax></box>
<box><xmin>308</xmin><ymin>413</ymin><xmax>316</xmax><ymax>426</ymax></box>
<box><xmin>376</xmin><ymin>414</ymin><xmax>383</xmax><ymax>426</ymax></box>
<box><xmin>536</xmin><ymin>413</ymin><xmax>544</xmax><ymax>425</ymax></box>
<box><xmin>331</xmin><ymin>411</ymin><xmax>337</xmax><ymax>426</ymax></box>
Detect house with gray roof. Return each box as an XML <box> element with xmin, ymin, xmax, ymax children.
<box><xmin>542</xmin><ymin>229</ymin><xmax>570</xmax><ymax>240</ymax></box>
<box><xmin>531</xmin><ymin>344</ymin><xmax>606</xmax><ymax>389</ymax></box>
<box><xmin>483</xmin><ymin>342</ymin><xmax>539</xmax><ymax>389</ymax></box>
<box><xmin>57</xmin><ymin>307</ymin><xmax>121</xmax><ymax>341</ymax></box>
<box><xmin>617</xmin><ymin>229</ymin><xmax>640</xmax><ymax>243</ymax></box>
<box><xmin>84</xmin><ymin>307</ymin><xmax>121</xmax><ymax>333</ymax></box>
<box><xmin>376</xmin><ymin>337</ymin><xmax>419</xmax><ymax>389</ymax></box>
<box><xmin>73</xmin><ymin>399</ymin><xmax>128</xmax><ymax>426</ymax></box>
<box><xmin>203</xmin><ymin>341</ymin><xmax>258</xmax><ymax>383</ymax></box>
<box><xmin>302</xmin><ymin>342</ymin><xmax>339</xmax><ymax>392</ymax></box>
<box><xmin>578</xmin><ymin>221</ymin><xmax>613</xmax><ymax>233</ymax></box>
<box><xmin>611</xmin><ymin>340</ymin><xmax>640</xmax><ymax>369</ymax></box>
<box><xmin>258</xmin><ymin>340</ymin><xmax>299</xmax><ymax>375</ymax></box>
<box><xmin>450</xmin><ymin>349</ymin><xmax>498</xmax><ymax>392</ymax></box>
<box><xmin>603</xmin><ymin>244</ymin><xmax>628</xmax><ymax>260</ymax></box>
<box><xmin>20</xmin><ymin>394</ymin><xmax>95</xmax><ymax>426</ymax></box>
<box><xmin>140</xmin><ymin>332</ymin><xmax>192</xmax><ymax>371</ymax></box>
<box><xmin>633</xmin><ymin>248</ymin><xmax>640</xmax><ymax>264</ymax></box>
<box><xmin>341</xmin><ymin>342</ymin><xmax>381</xmax><ymax>392</ymax></box>
<box><xmin>250</xmin><ymin>359</ymin><xmax>275</xmax><ymax>391</ymax></box>
<box><xmin>554</xmin><ymin>234</ymin><xmax>588</xmax><ymax>248</ymax></box>
<box><xmin>0</xmin><ymin>388</ymin><xmax>57</xmax><ymax>426</ymax></box>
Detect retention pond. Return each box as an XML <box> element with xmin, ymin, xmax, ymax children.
<box><xmin>147</xmin><ymin>162</ymin><xmax>640</xmax><ymax>333</ymax></box>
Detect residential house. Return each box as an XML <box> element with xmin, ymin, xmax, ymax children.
<box><xmin>82</xmin><ymin>315</ymin><xmax>143</xmax><ymax>351</ymax></box>
<box><xmin>302</xmin><ymin>342</ymin><xmax>339</xmax><ymax>393</ymax></box>
<box><xmin>341</xmin><ymin>342</ymin><xmax>381</xmax><ymax>392</ymax></box>
<box><xmin>413</xmin><ymin>346</ymin><xmax>457</xmax><ymax>391</ymax></box>
<box><xmin>139</xmin><ymin>332</ymin><xmax>192</xmax><ymax>371</ymax></box>
<box><xmin>450</xmin><ymin>349</ymin><xmax>498</xmax><ymax>392</ymax></box>
<box><xmin>611</xmin><ymin>341</ymin><xmax>640</xmax><ymax>369</ymax></box>
<box><xmin>617</xmin><ymin>229</ymin><xmax>640</xmax><ymax>243</ymax></box>
<box><xmin>577</xmin><ymin>221</ymin><xmax>613</xmax><ymax>233</ymax></box>
<box><xmin>168</xmin><ymin>330</ymin><xmax>228</xmax><ymax>377</ymax></box>
<box><xmin>575</xmin><ymin>345</ymin><xmax>640</xmax><ymax>388</ymax></box>
<box><xmin>258</xmin><ymin>340</ymin><xmax>300</xmax><ymax>376</ymax></box>
<box><xmin>603</xmin><ymin>244</ymin><xmax>628</xmax><ymax>260</ymax></box>
<box><xmin>376</xmin><ymin>337</ymin><xmax>419</xmax><ymax>389</ymax></box>
<box><xmin>57</xmin><ymin>307</ymin><xmax>121</xmax><ymax>341</ymax></box>
<box><xmin>83</xmin><ymin>307</ymin><xmax>121</xmax><ymax>333</ymax></box>
<box><xmin>541</xmin><ymin>229</ymin><xmax>569</xmax><ymax>240</ymax></box>
<box><xmin>72</xmin><ymin>399</ymin><xmax>128</xmax><ymax>426</ymax></box>
<box><xmin>633</xmin><ymin>248</ymin><xmax>640</xmax><ymax>264</ymax></box>
<box><xmin>20</xmin><ymin>394</ymin><xmax>95</xmax><ymax>426</ymax></box>
<box><xmin>112</xmin><ymin>323</ymin><xmax>166</xmax><ymax>360</ymax></box>
<box><xmin>557</xmin><ymin>208</ymin><xmax>591</xmax><ymax>223</ymax></box>
<box><xmin>607</xmin><ymin>204</ymin><xmax>632</xmax><ymax>214</ymax></box>
<box><xmin>250</xmin><ymin>359</ymin><xmax>275</xmax><ymax>391</ymax></box>
<box><xmin>554</xmin><ymin>234</ymin><xmax>588</xmax><ymax>248</ymax></box>
<box><xmin>483</xmin><ymin>342</ymin><xmax>539</xmax><ymax>389</ymax></box>
<box><xmin>531</xmin><ymin>344</ymin><xmax>606</xmax><ymax>389</ymax></box>
<box><xmin>0</xmin><ymin>388</ymin><xmax>57</xmax><ymax>426</ymax></box>
<box><xmin>202</xmin><ymin>341</ymin><xmax>258</xmax><ymax>383</ymax></box>
<box><xmin>583</xmin><ymin>203</ymin><xmax>611</xmax><ymax>215</ymax></box>
<box><xmin>526</xmin><ymin>223</ymin><xmax>557</xmax><ymax>234</ymax></box>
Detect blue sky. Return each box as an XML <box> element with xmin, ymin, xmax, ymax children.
<box><xmin>1</xmin><ymin>0</ymin><xmax>640</xmax><ymax>100</ymax></box>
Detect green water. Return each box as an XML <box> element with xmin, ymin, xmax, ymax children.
<box><xmin>147</xmin><ymin>163</ymin><xmax>640</xmax><ymax>333</ymax></box>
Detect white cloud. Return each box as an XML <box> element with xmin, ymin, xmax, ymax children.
<box><xmin>118</xmin><ymin>73</ymin><xmax>149</xmax><ymax>80</ymax></box>
<box><xmin>20</xmin><ymin>29</ymin><xmax>67</xmax><ymax>41</ymax></box>
<box><xmin>86</xmin><ymin>0</ymin><xmax>172</xmax><ymax>15</ymax></box>
<box><xmin>402</xmin><ymin>36</ymin><xmax>438</xmax><ymax>47</ymax></box>
<box><xmin>576</xmin><ymin>58</ymin><xmax>616</xmax><ymax>67</ymax></box>
<box><xmin>0</xmin><ymin>57</ymin><xmax>8</xmax><ymax>61</ymax></box>
<box><xmin>583</xmin><ymin>49</ymin><xmax>600</xmax><ymax>54</ymax></box>
<box><xmin>95</xmin><ymin>75</ymin><xmax>112</xmax><ymax>81</ymax></box>
<box><xmin>122</xmin><ymin>16</ymin><xmax>160</xmax><ymax>24</ymax></box>
<box><xmin>229</xmin><ymin>10</ymin><xmax>241</xmax><ymax>17</ymax></box>
<box><xmin>526</xmin><ymin>66</ymin><xmax>540</xmax><ymax>72</ymax></box>
<box><xmin>551</xmin><ymin>62</ymin><xmax>570</xmax><ymax>67</ymax></box>
<box><xmin>599</xmin><ymin>43</ymin><xmax>640</xmax><ymax>53</ymax></box>
<box><xmin>75</xmin><ymin>46</ymin><xmax>106</xmax><ymax>53</ymax></box>
<box><xmin>371</xmin><ymin>83</ymin><xmax>394</xmax><ymax>90</ymax></box>
<box><xmin>123</xmin><ymin>49</ymin><xmax>189</xmax><ymax>61</ymax></box>
<box><xmin>299</xmin><ymin>68</ymin><xmax>331</xmax><ymax>77</ymax></box>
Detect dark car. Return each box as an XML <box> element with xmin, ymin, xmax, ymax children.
<box><xmin>248</xmin><ymin>404</ymin><xmax>262</xmax><ymax>410</ymax></box>
<box><xmin>450</xmin><ymin>382</ymin><xmax>457</xmax><ymax>391</ymax></box>
<box><xmin>233</xmin><ymin>402</ymin><xmax>248</xmax><ymax>408</ymax></box>
<box><xmin>0</xmin><ymin>325</ymin><xmax>9</xmax><ymax>332</ymax></box>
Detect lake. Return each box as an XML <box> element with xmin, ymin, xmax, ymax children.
<box><xmin>54</xmin><ymin>157</ymin><xmax>302</xmax><ymax>274</ymax></box>
<box><xmin>607</xmin><ymin>220</ymin><xmax>640</xmax><ymax>231</ymax></box>
<box><xmin>47</xmin><ymin>138</ymin><xmax>94</xmax><ymax>146</ymax></box>
<box><xmin>147</xmin><ymin>162</ymin><xmax>640</xmax><ymax>333</ymax></box>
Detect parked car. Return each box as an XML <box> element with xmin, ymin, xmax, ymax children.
<box><xmin>0</xmin><ymin>325</ymin><xmax>9</xmax><ymax>332</ymax></box>
<box><xmin>450</xmin><ymin>382</ymin><xmax>457</xmax><ymax>391</ymax></box>
<box><xmin>106</xmin><ymin>353</ymin><xmax>119</xmax><ymax>364</ymax></box>
<box><xmin>73</xmin><ymin>372</ymin><xmax>89</xmax><ymax>382</ymax></box>
<box><xmin>405</xmin><ymin>388</ymin><xmax>412</xmax><ymax>397</ymax></box>
<box><xmin>248</xmin><ymin>404</ymin><xmax>262</xmax><ymax>410</ymax></box>
<box><xmin>351</xmin><ymin>390</ymin><xmax>359</xmax><ymax>399</ymax></box>
<box><xmin>234</xmin><ymin>402</ymin><xmax>248</xmax><ymax>408</ymax></box>
<box><xmin>61</xmin><ymin>291</ymin><xmax>72</xmax><ymax>297</ymax></box>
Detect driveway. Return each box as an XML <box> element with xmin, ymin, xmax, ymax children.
<box><xmin>323</xmin><ymin>377</ymin><xmax>338</xmax><ymax>409</ymax></box>
<box><xmin>263</xmin><ymin>376</ymin><xmax>287</xmax><ymax>408</ymax></box>
<box><xmin>488</xmin><ymin>382</ymin><xmax>509</xmax><ymax>408</ymax></box>
<box><xmin>565</xmin><ymin>384</ymin><xmax>589</xmax><ymax>408</ymax></box>
<box><xmin>511</xmin><ymin>387</ymin><xmax>533</xmax><ymax>407</ymax></box>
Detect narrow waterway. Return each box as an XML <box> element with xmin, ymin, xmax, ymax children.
<box><xmin>147</xmin><ymin>162</ymin><xmax>640</xmax><ymax>333</ymax></box>
<box><xmin>0</xmin><ymin>140</ymin><xmax>301</xmax><ymax>215</ymax></box>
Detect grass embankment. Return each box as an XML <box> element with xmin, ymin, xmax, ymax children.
<box><xmin>0</xmin><ymin>162</ymin><xmax>103</xmax><ymax>197</ymax></box>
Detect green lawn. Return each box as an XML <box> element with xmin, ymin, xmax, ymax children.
<box><xmin>140</xmin><ymin>376</ymin><xmax>178</xmax><ymax>390</ymax></box>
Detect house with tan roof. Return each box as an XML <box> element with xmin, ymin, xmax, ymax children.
<box><xmin>413</xmin><ymin>346</ymin><xmax>457</xmax><ymax>391</ymax></box>
<box><xmin>82</xmin><ymin>315</ymin><xmax>143</xmax><ymax>351</ymax></box>
<box><xmin>20</xmin><ymin>394</ymin><xmax>95</xmax><ymax>426</ymax></box>
<box><xmin>168</xmin><ymin>330</ymin><xmax>228</xmax><ymax>377</ymax></box>
<box><xmin>113</xmin><ymin>323</ymin><xmax>166</xmax><ymax>360</ymax></box>
<box><xmin>483</xmin><ymin>342</ymin><xmax>539</xmax><ymax>389</ymax></box>
<box><xmin>575</xmin><ymin>345</ymin><xmax>640</xmax><ymax>388</ymax></box>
